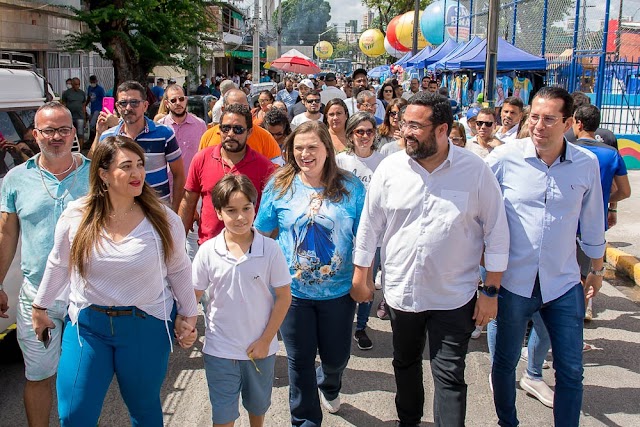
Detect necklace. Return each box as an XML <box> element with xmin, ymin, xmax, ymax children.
<box><xmin>108</xmin><ymin>202</ymin><xmax>136</xmax><ymax>220</ymax></box>
<box><xmin>38</xmin><ymin>154</ymin><xmax>80</xmax><ymax>205</ymax></box>
<box><xmin>39</xmin><ymin>156</ymin><xmax>75</xmax><ymax>176</ymax></box>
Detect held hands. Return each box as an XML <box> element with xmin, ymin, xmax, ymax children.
<box><xmin>174</xmin><ymin>315</ymin><xmax>198</xmax><ymax>348</ymax></box>
<box><xmin>473</xmin><ymin>293</ymin><xmax>498</xmax><ymax>327</ymax></box>
<box><xmin>350</xmin><ymin>278</ymin><xmax>374</xmax><ymax>303</ymax></box>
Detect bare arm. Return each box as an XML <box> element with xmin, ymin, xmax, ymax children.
<box><xmin>246</xmin><ymin>285</ymin><xmax>292</xmax><ymax>359</ymax></box>
<box><xmin>169</xmin><ymin>158</ymin><xmax>186</xmax><ymax>213</ymax></box>
<box><xmin>609</xmin><ymin>175</ymin><xmax>631</xmax><ymax>204</ymax></box>
<box><xmin>178</xmin><ymin>190</ymin><xmax>199</xmax><ymax>235</ymax></box>
<box><xmin>0</xmin><ymin>212</ymin><xmax>20</xmax><ymax>318</ymax></box>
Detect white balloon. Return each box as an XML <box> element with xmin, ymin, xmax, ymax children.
<box><xmin>384</xmin><ymin>36</ymin><xmax>405</xmax><ymax>59</ymax></box>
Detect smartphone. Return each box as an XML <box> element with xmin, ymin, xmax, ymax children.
<box><xmin>102</xmin><ymin>96</ymin><xmax>115</xmax><ymax>114</ymax></box>
<box><xmin>41</xmin><ymin>327</ymin><xmax>51</xmax><ymax>349</ymax></box>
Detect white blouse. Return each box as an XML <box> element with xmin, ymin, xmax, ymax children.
<box><xmin>34</xmin><ymin>197</ymin><xmax>198</xmax><ymax>324</ymax></box>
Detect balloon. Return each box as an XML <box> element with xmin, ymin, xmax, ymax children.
<box><xmin>314</xmin><ymin>41</ymin><xmax>333</xmax><ymax>59</ymax></box>
<box><xmin>386</xmin><ymin>16</ymin><xmax>410</xmax><ymax>53</ymax></box>
<box><xmin>359</xmin><ymin>29</ymin><xmax>386</xmax><ymax>58</ymax></box>
<box><xmin>420</xmin><ymin>0</ymin><xmax>471</xmax><ymax>45</ymax></box>
<box><xmin>384</xmin><ymin>36</ymin><xmax>405</xmax><ymax>59</ymax></box>
<box><xmin>395</xmin><ymin>11</ymin><xmax>430</xmax><ymax>50</ymax></box>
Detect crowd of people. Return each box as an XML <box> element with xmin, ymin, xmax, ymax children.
<box><xmin>0</xmin><ymin>64</ymin><xmax>631</xmax><ymax>427</ymax></box>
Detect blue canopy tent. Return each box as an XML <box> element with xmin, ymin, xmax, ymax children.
<box><xmin>428</xmin><ymin>36</ymin><xmax>483</xmax><ymax>71</ymax></box>
<box><xmin>406</xmin><ymin>39</ymin><xmax>460</xmax><ymax>68</ymax></box>
<box><xmin>445</xmin><ymin>37</ymin><xmax>547</xmax><ymax>71</ymax></box>
<box><xmin>368</xmin><ymin>65</ymin><xmax>391</xmax><ymax>79</ymax></box>
<box><xmin>394</xmin><ymin>51</ymin><xmax>413</xmax><ymax>67</ymax></box>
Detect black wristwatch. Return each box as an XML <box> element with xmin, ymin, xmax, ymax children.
<box><xmin>481</xmin><ymin>285</ymin><xmax>499</xmax><ymax>298</ymax></box>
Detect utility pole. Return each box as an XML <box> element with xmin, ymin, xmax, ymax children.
<box><xmin>484</xmin><ymin>0</ymin><xmax>499</xmax><ymax>107</ymax></box>
<box><xmin>277</xmin><ymin>0</ymin><xmax>282</xmax><ymax>58</ymax></box>
<box><xmin>615</xmin><ymin>0</ymin><xmax>624</xmax><ymax>59</ymax></box>
<box><xmin>412</xmin><ymin>0</ymin><xmax>420</xmax><ymax>56</ymax></box>
<box><xmin>252</xmin><ymin>0</ymin><xmax>260</xmax><ymax>84</ymax></box>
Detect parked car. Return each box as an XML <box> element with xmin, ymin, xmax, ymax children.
<box><xmin>187</xmin><ymin>94</ymin><xmax>216</xmax><ymax>126</ymax></box>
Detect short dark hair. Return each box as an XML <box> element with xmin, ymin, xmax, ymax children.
<box><xmin>437</xmin><ymin>87</ymin><xmax>449</xmax><ymax>97</ymax></box>
<box><xmin>421</xmin><ymin>76</ymin><xmax>429</xmax><ymax>82</ymax></box>
<box><xmin>571</xmin><ymin>91</ymin><xmax>591</xmax><ymax>112</ymax></box>
<box><xmin>574</xmin><ymin>104</ymin><xmax>600</xmax><ymax>132</ymax></box>
<box><xmin>533</xmin><ymin>86</ymin><xmax>573</xmax><ymax>119</ymax></box>
<box><xmin>408</xmin><ymin>92</ymin><xmax>454</xmax><ymax>134</ymax></box>
<box><xmin>89</xmin><ymin>75</ymin><xmax>98</xmax><ymax>83</ymax></box>
<box><xmin>478</xmin><ymin>108</ymin><xmax>496</xmax><ymax>120</ymax></box>
<box><xmin>304</xmin><ymin>90</ymin><xmax>321</xmax><ymax>101</ymax></box>
<box><xmin>428</xmin><ymin>80</ymin><xmax>438</xmax><ymax>86</ymax></box>
<box><xmin>503</xmin><ymin>96</ymin><xmax>524</xmax><ymax>111</ymax></box>
<box><xmin>262</xmin><ymin>108</ymin><xmax>291</xmax><ymax>136</ymax></box>
<box><xmin>220</xmin><ymin>104</ymin><xmax>253</xmax><ymax>130</ymax></box>
<box><xmin>116</xmin><ymin>80</ymin><xmax>146</xmax><ymax>100</ymax></box>
<box><xmin>211</xmin><ymin>174</ymin><xmax>258</xmax><ymax>210</ymax></box>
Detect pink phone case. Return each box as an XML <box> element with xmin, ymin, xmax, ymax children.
<box><xmin>102</xmin><ymin>97</ymin><xmax>115</xmax><ymax>114</ymax></box>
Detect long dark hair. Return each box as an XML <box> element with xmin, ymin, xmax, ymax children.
<box><xmin>70</xmin><ymin>136</ymin><xmax>173</xmax><ymax>278</ymax></box>
<box><xmin>378</xmin><ymin>97</ymin><xmax>407</xmax><ymax>137</ymax></box>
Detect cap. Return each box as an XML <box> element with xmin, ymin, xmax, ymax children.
<box><xmin>244</xmin><ymin>80</ymin><xmax>252</xmax><ymax>86</ymax></box>
<box><xmin>299</xmin><ymin>78</ymin><xmax>314</xmax><ymax>89</ymax></box>
<box><xmin>466</xmin><ymin>107</ymin><xmax>480</xmax><ymax>120</ymax></box>
<box><xmin>167</xmin><ymin>78</ymin><xmax>176</xmax><ymax>84</ymax></box>
<box><xmin>325</xmin><ymin>72</ymin><xmax>336</xmax><ymax>81</ymax></box>
<box><xmin>352</xmin><ymin>68</ymin><xmax>367</xmax><ymax>79</ymax></box>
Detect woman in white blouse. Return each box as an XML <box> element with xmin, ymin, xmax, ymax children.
<box><xmin>31</xmin><ymin>135</ymin><xmax>198</xmax><ymax>426</ymax></box>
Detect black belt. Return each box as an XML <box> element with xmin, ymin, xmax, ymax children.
<box><xmin>89</xmin><ymin>305</ymin><xmax>146</xmax><ymax>318</ymax></box>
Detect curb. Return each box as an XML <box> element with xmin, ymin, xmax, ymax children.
<box><xmin>605</xmin><ymin>245</ymin><xmax>640</xmax><ymax>287</ymax></box>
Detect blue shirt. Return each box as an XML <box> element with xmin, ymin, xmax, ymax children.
<box><xmin>86</xmin><ymin>84</ymin><xmax>106</xmax><ymax>113</ymax></box>
<box><xmin>485</xmin><ymin>139</ymin><xmax>605</xmax><ymax>303</ymax></box>
<box><xmin>151</xmin><ymin>85</ymin><xmax>164</xmax><ymax>101</ymax></box>
<box><xmin>100</xmin><ymin>117</ymin><xmax>181</xmax><ymax>201</ymax></box>
<box><xmin>255</xmin><ymin>174</ymin><xmax>366</xmax><ymax>300</ymax></box>
<box><xmin>575</xmin><ymin>138</ymin><xmax>627</xmax><ymax>231</ymax></box>
<box><xmin>0</xmin><ymin>154</ymin><xmax>90</xmax><ymax>288</ymax></box>
<box><xmin>276</xmin><ymin>89</ymin><xmax>299</xmax><ymax>109</ymax></box>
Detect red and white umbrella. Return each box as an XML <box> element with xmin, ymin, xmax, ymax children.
<box><xmin>269</xmin><ymin>56</ymin><xmax>321</xmax><ymax>75</ymax></box>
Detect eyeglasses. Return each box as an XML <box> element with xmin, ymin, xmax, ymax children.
<box><xmin>36</xmin><ymin>126</ymin><xmax>73</xmax><ymax>138</ymax></box>
<box><xmin>400</xmin><ymin>121</ymin><xmax>431</xmax><ymax>132</ymax></box>
<box><xmin>219</xmin><ymin>124</ymin><xmax>247</xmax><ymax>135</ymax></box>
<box><xmin>305</xmin><ymin>99</ymin><xmax>321</xmax><ymax>104</ymax></box>
<box><xmin>168</xmin><ymin>96</ymin><xmax>186</xmax><ymax>104</ymax></box>
<box><xmin>383</xmin><ymin>89</ymin><xmax>393</xmax><ymax>93</ymax></box>
<box><xmin>388</xmin><ymin>111</ymin><xmax>399</xmax><ymax>117</ymax></box>
<box><xmin>353</xmin><ymin>129</ymin><xmax>375</xmax><ymax>137</ymax></box>
<box><xmin>117</xmin><ymin>99</ymin><xmax>142</xmax><ymax>108</ymax></box>
<box><xmin>476</xmin><ymin>121</ymin><xmax>494</xmax><ymax>128</ymax></box>
<box><xmin>529</xmin><ymin>114</ymin><xmax>568</xmax><ymax>127</ymax></box>
<box><xmin>358</xmin><ymin>103</ymin><xmax>375</xmax><ymax>109</ymax></box>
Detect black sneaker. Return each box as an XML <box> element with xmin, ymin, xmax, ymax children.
<box><xmin>354</xmin><ymin>329</ymin><xmax>373</xmax><ymax>350</ymax></box>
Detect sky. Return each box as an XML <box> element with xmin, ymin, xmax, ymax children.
<box><xmin>326</xmin><ymin>0</ymin><xmax>368</xmax><ymax>27</ymax></box>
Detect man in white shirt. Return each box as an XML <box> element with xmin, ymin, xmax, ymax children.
<box><xmin>320</xmin><ymin>72</ymin><xmax>346</xmax><ymax>104</ymax></box>
<box><xmin>211</xmin><ymin>80</ymin><xmax>237</xmax><ymax>125</ymax></box>
<box><xmin>494</xmin><ymin>96</ymin><xmax>524</xmax><ymax>143</ymax></box>
<box><xmin>352</xmin><ymin>92</ymin><xmax>510</xmax><ymax>427</ymax></box>
<box><xmin>290</xmin><ymin>90</ymin><xmax>323</xmax><ymax>130</ymax></box>
<box><xmin>345</xmin><ymin>69</ymin><xmax>386</xmax><ymax>121</ymax></box>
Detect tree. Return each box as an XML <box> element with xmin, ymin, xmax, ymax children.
<box><xmin>63</xmin><ymin>0</ymin><xmax>214</xmax><ymax>86</ymax></box>
<box><xmin>277</xmin><ymin>0</ymin><xmax>337</xmax><ymax>46</ymax></box>
<box><xmin>361</xmin><ymin>0</ymin><xmax>431</xmax><ymax>34</ymax></box>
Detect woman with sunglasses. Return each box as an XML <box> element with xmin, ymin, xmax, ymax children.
<box><xmin>252</xmin><ymin>90</ymin><xmax>275</xmax><ymax>126</ymax></box>
<box><xmin>336</xmin><ymin>112</ymin><xmax>385</xmax><ymax>351</ymax></box>
<box><xmin>377</xmin><ymin>82</ymin><xmax>396</xmax><ymax>109</ymax></box>
<box><xmin>377</xmin><ymin>98</ymin><xmax>407</xmax><ymax>148</ymax></box>
<box><xmin>323</xmin><ymin>98</ymin><xmax>350</xmax><ymax>153</ymax></box>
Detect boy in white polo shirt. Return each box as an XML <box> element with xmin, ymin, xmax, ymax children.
<box><xmin>192</xmin><ymin>174</ymin><xmax>292</xmax><ymax>427</ymax></box>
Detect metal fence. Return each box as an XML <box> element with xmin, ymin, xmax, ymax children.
<box><xmin>443</xmin><ymin>0</ymin><xmax>640</xmax><ymax>133</ymax></box>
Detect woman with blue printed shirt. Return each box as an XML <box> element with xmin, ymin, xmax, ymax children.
<box><xmin>255</xmin><ymin>121</ymin><xmax>369</xmax><ymax>426</ymax></box>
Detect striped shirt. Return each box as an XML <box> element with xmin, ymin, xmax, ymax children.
<box><xmin>100</xmin><ymin>117</ymin><xmax>182</xmax><ymax>201</ymax></box>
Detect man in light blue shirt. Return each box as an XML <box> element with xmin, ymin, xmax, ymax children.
<box><xmin>486</xmin><ymin>87</ymin><xmax>605</xmax><ymax>427</ymax></box>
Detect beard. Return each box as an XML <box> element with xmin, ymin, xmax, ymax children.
<box><xmin>171</xmin><ymin>108</ymin><xmax>187</xmax><ymax>117</ymax></box>
<box><xmin>405</xmin><ymin>130</ymin><xmax>438</xmax><ymax>160</ymax></box>
<box><xmin>222</xmin><ymin>138</ymin><xmax>247</xmax><ymax>153</ymax></box>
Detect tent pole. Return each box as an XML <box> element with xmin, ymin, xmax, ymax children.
<box><xmin>484</xmin><ymin>0</ymin><xmax>500</xmax><ymax>108</ymax></box>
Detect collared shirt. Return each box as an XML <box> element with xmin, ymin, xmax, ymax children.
<box><xmin>485</xmin><ymin>138</ymin><xmax>606</xmax><ymax>303</ymax></box>
<box><xmin>353</xmin><ymin>144</ymin><xmax>510</xmax><ymax>312</ymax></box>
<box><xmin>276</xmin><ymin>88</ymin><xmax>299</xmax><ymax>109</ymax></box>
<box><xmin>101</xmin><ymin>116</ymin><xmax>181</xmax><ymax>202</ymax></box>
<box><xmin>495</xmin><ymin>124</ymin><xmax>519</xmax><ymax>143</ymax></box>
<box><xmin>199</xmin><ymin>124</ymin><xmax>283</xmax><ymax>165</ymax></box>
<box><xmin>185</xmin><ymin>144</ymin><xmax>275</xmax><ymax>244</ymax></box>
<box><xmin>192</xmin><ymin>229</ymin><xmax>290</xmax><ymax>359</ymax></box>
<box><xmin>158</xmin><ymin>113</ymin><xmax>207</xmax><ymax>171</ymax></box>
<box><xmin>0</xmin><ymin>154</ymin><xmax>90</xmax><ymax>288</ymax></box>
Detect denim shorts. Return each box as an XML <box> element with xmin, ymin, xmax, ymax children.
<box><xmin>203</xmin><ymin>353</ymin><xmax>276</xmax><ymax>424</ymax></box>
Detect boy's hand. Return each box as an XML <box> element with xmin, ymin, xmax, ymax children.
<box><xmin>247</xmin><ymin>338</ymin><xmax>270</xmax><ymax>360</ymax></box>
<box><xmin>174</xmin><ymin>315</ymin><xmax>197</xmax><ymax>348</ymax></box>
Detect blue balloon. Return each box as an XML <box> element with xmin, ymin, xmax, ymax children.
<box><xmin>421</xmin><ymin>0</ymin><xmax>447</xmax><ymax>45</ymax></box>
<box><xmin>421</xmin><ymin>0</ymin><xmax>470</xmax><ymax>45</ymax></box>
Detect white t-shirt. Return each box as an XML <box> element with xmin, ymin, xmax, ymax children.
<box><xmin>290</xmin><ymin>113</ymin><xmax>323</xmax><ymax>131</ymax></box>
<box><xmin>336</xmin><ymin>151</ymin><xmax>385</xmax><ymax>191</ymax></box>
<box><xmin>380</xmin><ymin>140</ymin><xmax>404</xmax><ymax>157</ymax></box>
<box><xmin>320</xmin><ymin>86</ymin><xmax>347</xmax><ymax>104</ymax></box>
<box><xmin>211</xmin><ymin>98</ymin><xmax>224</xmax><ymax>124</ymax></box>
<box><xmin>192</xmin><ymin>230</ymin><xmax>291</xmax><ymax>360</ymax></box>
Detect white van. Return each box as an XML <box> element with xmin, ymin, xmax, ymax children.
<box><xmin>0</xmin><ymin>63</ymin><xmax>56</xmax><ymax>349</ymax></box>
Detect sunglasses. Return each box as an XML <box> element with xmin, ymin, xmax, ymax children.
<box><xmin>220</xmin><ymin>124</ymin><xmax>247</xmax><ymax>135</ymax></box>
<box><xmin>117</xmin><ymin>99</ymin><xmax>142</xmax><ymax>108</ymax></box>
<box><xmin>305</xmin><ymin>99</ymin><xmax>321</xmax><ymax>104</ymax></box>
<box><xmin>168</xmin><ymin>96</ymin><xmax>186</xmax><ymax>104</ymax></box>
<box><xmin>476</xmin><ymin>121</ymin><xmax>494</xmax><ymax>128</ymax></box>
<box><xmin>388</xmin><ymin>111</ymin><xmax>399</xmax><ymax>117</ymax></box>
<box><xmin>353</xmin><ymin>129</ymin><xmax>375</xmax><ymax>137</ymax></box>
<box><xmin>384</xmin><ymin>89</ymin><xmax>393</xmax><ymax>93</ymax></box>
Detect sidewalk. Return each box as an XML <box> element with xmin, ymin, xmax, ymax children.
<box><xmin>604</xmin><ymin>170</ymin><xmax>640</xmax><ymax>286</ymax></box>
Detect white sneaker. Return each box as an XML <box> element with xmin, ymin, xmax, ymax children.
<box><xmin>374</xmin><ymin>270</ymin><xmax>382</xmax><ymax>290</ymax></box>
<box><xmin>471</xmin><ymin>325</ymin><xmax>483</xmax><ymax>339</ymax></box>
<box><xmin>519</xmin><ymin>372</ymin><xmax>554</xmax><ymax>408</ymax></box>
<box><xmin>520</xmin><ymin>347</ymin><xmax>550</xmax><ymax>369</ymax></box>
<box><xmin>319</xmin><ymin>390</ymin><xmax>341</xmax><ymax>413</ymax></box>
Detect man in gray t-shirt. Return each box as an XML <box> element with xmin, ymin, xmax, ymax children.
<box><xmin>61</xmin><ymin>77</ymin><xmax>87</xmax><ymax>145</ymax></box>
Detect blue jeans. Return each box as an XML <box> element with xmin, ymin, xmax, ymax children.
<box><xmin>57</xmin><ymin>305</ymin><xmax>175</xmax><ymax>426</ymax></box>
<box><xmin>492</xmin><ymin>280</ymin><xmax>585</xmax><ymax>427</ymax></box>
<box><xmin>355</xmin><ymin>248</ymin><xmax>381</xmax><ymax>331</ymax></box>
<box><xmin>280</xmin><ymin>294</ymin><xmax>356</xmax><ymax>427</ymax></box>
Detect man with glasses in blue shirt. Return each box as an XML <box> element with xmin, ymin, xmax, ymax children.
<box><xmin>486</xmin><ymin>87</ymin><xmax>605</xmax><ymax>427</ymax></box>
<box><xmin>99</xmin><ymin>81</ymin><xmax>185</xmax><ymax>212</ymax></box>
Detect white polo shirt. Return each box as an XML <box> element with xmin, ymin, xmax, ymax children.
<box><xmin>192</xmin><ymin>229</ymin><xmax>291</xmax><ymax>360</ymax></box>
